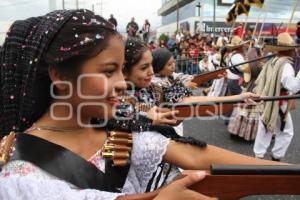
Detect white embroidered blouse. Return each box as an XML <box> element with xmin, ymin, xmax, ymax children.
<box><xmin>0</xmin><ymin>131</ymin><xmax>170</xmax><ymax>200</ymax></box>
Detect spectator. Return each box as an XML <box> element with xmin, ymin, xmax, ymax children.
<box><xmin>233</xmin><ymin>22</ymin><xmax>244</xmax><ymax>38</ymax></box>
<box><xmin>216</xmin><ymin>31</ymin><xmax>228</xmax><ymax>47</ymax></box>
<box><xmin>108</xmin><ymin>14</ymin><xmax>117</xmax><ymax>28</ymax></box>
<box><xmin>126</xmin><ymin>17</ymin><xmax>139</xmax><ymax>37</ymax></box>
<box><xmin>148</xmin><ymin>41</ymin><xmax>156</xmax><ymax>51</ymax></box>
<box><xmin>166</xmin><ymin>35</ymin><xmax>177</xmax><ymax>52</ymax></box>
<box><xmin>176</xmin><ymin>31</ymin><xmax>184</xmax><ymax>41</ymax></box>
<box><xmin>296</xmin><ymin>21</ymin><xmax>300</xmax><ymax>44</ymax></box>
<box><xmin>159</xmin><ymin>39</ymin><xmax>166</xmax><ymax>48</ymax></box>
<box><xmin>244</xmin><ymin>29</ymin><xmax>253</xmax><ymax>41</ymax></box>
<box><xmin>142</xmin><ymin>19</ymin><xmax>151</xmax><ymax>43</ymax></box>
<box><xmin>187</xmin><ymin>42</ymin><xmax>199</xmax><ymax>74</ymax></box>
<box><xmin>199</xmin><ymin>54</ymin><xmax>214</xmax><ymax>73</ymax></box>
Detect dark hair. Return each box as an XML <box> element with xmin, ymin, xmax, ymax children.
<box><xmin>123</xmin><ymin>38</ymin><xmax>149</xmax><ymax>74</ymax></box>
<box><xmin>0</xmin><ymin>9</ymin><xmax>119</xmax><ymax>135</ymax></box>
<box><xmin>152</xmin><ymin>48</ymin><xmax>173</xmax><ymax>74</ymax></box>
<box><xmin>35</xmin><ymin>13</ymin><xmax>120</xmax><ymax>132</ymax></box>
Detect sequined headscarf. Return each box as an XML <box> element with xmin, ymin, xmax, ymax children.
<box><xmin>0</xmin><ymin>9</ymin><xmax>117</xmax><ymax>136</ymax></box>
<box><xmin>124</xmin><ymin>38</ymin><xmax>148</xmax><ymax>73</ymax></box>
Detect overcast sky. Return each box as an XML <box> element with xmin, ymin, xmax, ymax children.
<box><xmin>0</xmin><ymin>0</ymin><xmax>162</xmax><ymax>33</ymax></box>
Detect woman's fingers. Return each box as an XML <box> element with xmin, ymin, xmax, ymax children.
<box><xmin>179</xmin><ymin>171</ymin><xmax>206</xmax><ymax>187</ymax></box>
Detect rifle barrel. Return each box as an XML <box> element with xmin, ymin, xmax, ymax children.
<box><xmin>211</xmin><ymin>164</ymin><xmax>300</xmax><ymax>175</ymax></box>
<box><xmin>192</xmin><ymin>54</ymin><xmax>276</xmax><ymax>85</ymax></box>
<box><xmin>163</xmin><ymin>94</ymin><xmax>300</xmax><ymax>108</ymax></box>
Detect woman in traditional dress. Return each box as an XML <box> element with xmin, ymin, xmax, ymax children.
<box><xmin>227</xmin><ymin>47</ymin><xmax>264</xmax><ymax>141</ymax></box>
<box><xmin>0</xmin><ymin>10</ymin><xmax>284</xmax><ymax>200</ymax></box>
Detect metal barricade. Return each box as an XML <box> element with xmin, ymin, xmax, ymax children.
<box><xmin>175</xmin><ymin>56</ymin><xmax>203</xmax><ymax>75</ymax></box>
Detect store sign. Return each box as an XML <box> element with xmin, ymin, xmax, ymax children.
<box><xmin>217</xmin><ymin>0</ymin><xmax>234</xmax><ymax>6</ymax></box>
<box><xmin>195</xmin><ymin>21</ymin><xmax>232</xmax><ymax>35</ymax></box>
<box><xmin>195</xmin><ymin>21</ymin><xmax>296</xmax><ymax>36</ymax></box>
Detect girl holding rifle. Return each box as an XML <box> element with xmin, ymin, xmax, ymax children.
<box><xmin>0</xmin><ymin>10</ymin><xmax>284</xmax><ymax>200</ymax></box>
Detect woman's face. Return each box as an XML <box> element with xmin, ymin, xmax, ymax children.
<box><xmin>158</xmin><ymin>56</ymin><xmax>175</xmax><ymax>77</ymax></box>
<box><xmin>125</xmin><ymin>50</ymin><xmax>154</xmax><ymax>89</ymax></box>
<box><xmin>67</xmin><ymin>35</ymin><xmax>126</xmax><ymax>121</ymax></box>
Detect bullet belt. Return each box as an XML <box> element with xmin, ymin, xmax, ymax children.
<box><xmin>101</xmin><ymin>131</ymin><xmax>132</xmax><ymax>167</ymax></box>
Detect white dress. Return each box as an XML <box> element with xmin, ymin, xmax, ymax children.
<box><xmin>0</xmin><ymin>131</ymin><xmax>170</xmax><ymax>200</ymax></box>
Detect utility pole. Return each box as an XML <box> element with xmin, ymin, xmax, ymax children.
<box><xmin>62</xmin><ymin>0</ymin><xmax>65</xmax><ymax>9</ymax></box>
<box><xmin>213</xmin><ymin>0</ymin><xmax>216</xmax><ymax>41</ymax></box>
<box><xmin>176</xmin><ymin>0</ymin><xmax>179</xmax><ymax>32</ymax></box>
<box><xmin>92</xmin><ymin>4</ymin><xmax>95</xmax><ymax>12</ymax></box>
<box><xmin>196</xmin><ymin>1</ymin><xmax>201</xmax><ymax>33</ymax></box>
<box><xmin>76</xmin><ymin>0</ymin><xmax>79</xmax><ymax>9</ymax></box>
<box><xmin>100</xmin><ymin>0</ymin><xmax>103</xmax><ymax>16</ymax></box>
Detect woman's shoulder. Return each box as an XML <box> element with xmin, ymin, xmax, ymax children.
<box><xmin>131</xmin><ymin>131</ymin><xmax>170</xmax><ymax>164</ymax></box>
<box><xmin>0</xmin><ymin>160</ymin><xmax>121</xmax><ymax>200</ymax></box>
<box><xmin>1</xmin><ymin>160</ymin><xmax>55</xmax><ymax>180</ymax></box>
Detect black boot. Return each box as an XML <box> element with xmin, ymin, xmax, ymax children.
<box><xmin>271</xmin><ymin>156</ymin><xmax>281</xmax><ymax>162</ymax></box>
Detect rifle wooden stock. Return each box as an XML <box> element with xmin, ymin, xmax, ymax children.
<box><xmin>166</xmin><ymin>102</ymin><xmax>235</xmax><ymax>118</ymax></box>
<box><xmin>118</xmin><ymin>165</ymin><xmax>300</xmax><ymax>200</ymax></box>
<box><xmin>191</xmin><ymin>54</ymin><xmax>275</xmax><ymax>86</ymax></box>
<box><xmin>192</xmin><ymin>68</ymin><xmax>228</xmax><ymax>87</ymax></box>
<box><xmin>192</xmin><ymin>68</ymin><xmax>226</xmax><ymax>86</ymax></box>
<box><xmin>162</xmin><ymin>94</ymin><xmax>300</xmax><ymax>118</ymax></box>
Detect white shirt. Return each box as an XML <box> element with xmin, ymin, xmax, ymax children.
<box><xmin>281</xmin><ymin>62</ymin><xmax>300</xmax><ymax>94</ymax></box>
<box><xmin>199</xmin><ymin>59</ymin><xmax>215</xmax><ymax>72</ymax></box>
<box><xmin>226</xmin><ymin>53</ymin><xmax>244</xmax><ymax>80</ymax></box>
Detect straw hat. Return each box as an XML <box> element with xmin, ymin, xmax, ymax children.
<box><xmin>239</xmin><ymin>63</ymin><xmax>251</xmax><ymax>83</ymax></box>
<box><xmin>264</xmin><ymin>32</ymin><xmax>300</xmax><ymax>52</ymax></box>
<box><xmin>226</xmin><ymin>36</ymin><xmax>250</xmax><ymax>50</ymax></box>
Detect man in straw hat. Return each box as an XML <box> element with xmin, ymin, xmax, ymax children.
<box><xmin>223</xmin><ymin>36</ymin><xmax>251</xmax><ymax>124</ymax></box>
<box><xmin>225</xmin><ymin>36</ymin><xmax>250</xmax><ymax>96</ymax></box>
<box><xmin>253</xmin><ymin>32</ymin><xmax>300</xmax><ymax>161</ymax></box>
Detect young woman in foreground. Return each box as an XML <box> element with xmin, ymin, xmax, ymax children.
<box><xmin>0</xmin><ymin>10</ymin><xmax>284</xmax><ymax>200</ymax></box>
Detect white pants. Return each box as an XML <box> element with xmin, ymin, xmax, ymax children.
<box><xmin>253</xmin><ymin>105</ymin><xmax>294</xmax><ymax>159</ymax></box>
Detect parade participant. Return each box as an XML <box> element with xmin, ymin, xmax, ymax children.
<box><xmin>253</xmin><ymin>32</ymin><xmax>300</xmax><ymax>161</ymax></box>
<box><xmin>225</xmin><ymin>36</ymin><xmax>250</xmax><ymax>96</ymax></box>
<box><xmin>151</xmin><ymin>47</ymin><xmax>255</xmax><ymax>105</ymax></box>
<box><xmin>216</xmin><ymin>31</ymin><xmax>229</xmax><ymax>48</ymax></box>
<box><xmin>228</xmin><ymin>47</ymin><xmax>264</xmax><ymax>140</ymax></box>
<box><xmin>206</xmin><ymin>46</ymin><xmax>228</xmax><ymax>97</ymax></box>
<box><xmin>0</xmin><ymin>10</ymin><xmax>284</xmax><ymax>200</ymax></box>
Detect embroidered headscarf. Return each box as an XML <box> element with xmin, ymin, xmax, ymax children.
<box><xmin>0</xmin><ymin>9</ymin><xmax>117</xmax><ymax>136</ymax></box>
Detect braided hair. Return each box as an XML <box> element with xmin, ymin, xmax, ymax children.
<box><xmin>123</xmin><ymin>38</ymin><xmax>149</xmax><ymax>74</ymax></box>
<box><xmin>0</xmin><ymin>9</ymin><xmax>119</xmax><ymax>137</ymax></box>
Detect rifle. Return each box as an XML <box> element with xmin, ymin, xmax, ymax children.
<box><xmin>117</xmin><ymin>165</ymin><xmax>300</xmax><ymax>200</ymax></box>
<box><xmin>191</xmin><ymin>54</ymin><xmax>275</xmax><ymax>86</ymax></box>
<box><xmin>162</xmin><ymin>94</ymin><xmax>300</xmax><ymax>118</ymax></box>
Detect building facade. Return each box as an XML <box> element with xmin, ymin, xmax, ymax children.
<box><xmin>157</xmin><ymin>0</ymin><xmax>299</xmax><ymax>38</ymax></box>
<box><xmin>0</xmin><ymin>0</ymin><xmax>102</xmax><ymax>45</ymax></box>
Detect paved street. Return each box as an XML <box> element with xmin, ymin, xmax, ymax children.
<box><xmin>183</xmin><ymin>100</ymin><xmax>300</xmax><ymax>200</ymax></box>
